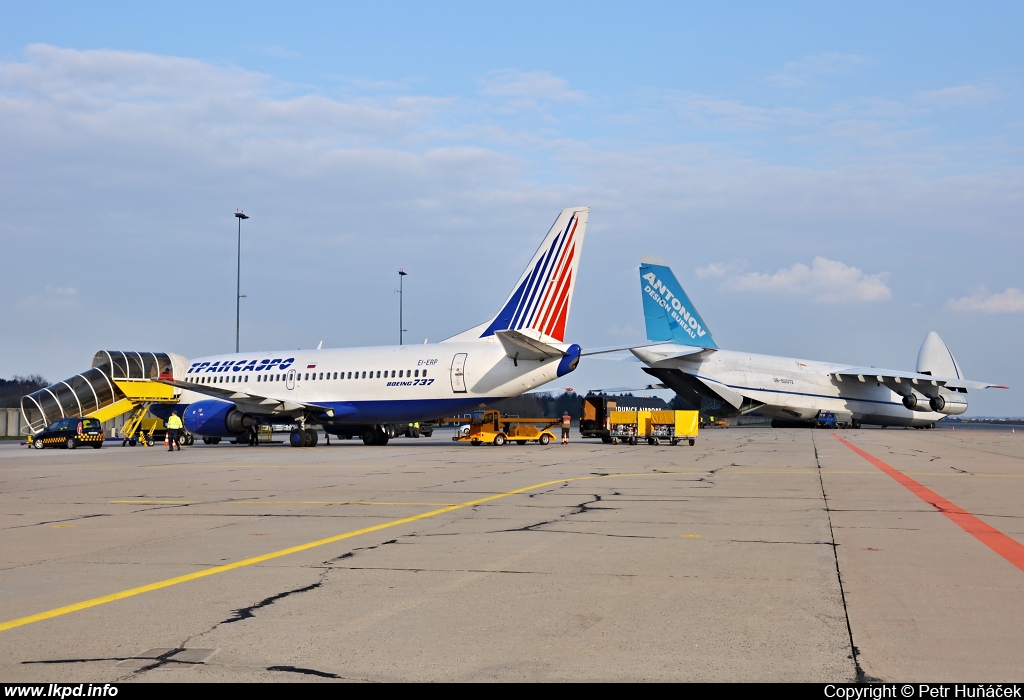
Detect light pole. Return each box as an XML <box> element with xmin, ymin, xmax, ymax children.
<box><xmin>398</xmin><ymin>268</ymin><xmax>408</xmax><ymax>345</ymax></box>
<box><xmin>234</xmin><ymin>210</ymin><xmax>249</xmax><ymax>353</ymax></box>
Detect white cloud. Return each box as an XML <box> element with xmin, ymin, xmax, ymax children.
<box><xmin>915</xmin><ymin>84</ymin><xmax>999</xmax><ymax>108</ymax></box>
<box><xmin>18</xmin><ymin>286</ymin><xmax>80</xmax><ymax>311</ymax></box>
<box><xmin>695</xmin><ymin>261</ymin><xmax>746</xmax><ymax>279</ymax></box>
<box><xmin>946</xmin><ymin>288</ymin><xmax>1024</xmax><ymax>314</ymax></box>
<box><xmin>720</xmin><ymin>257</ymin><xmax>891</xmax><ymax>303</ymax></box>
<box><xmin>479</xmin><ymin>69</ymin><xmax>584</xmax><ymax>109</ymax></box>
<box><xmin>767</xmin><ymin>53</ymin><xmax>867</xmax><ymax>88</ymax></box>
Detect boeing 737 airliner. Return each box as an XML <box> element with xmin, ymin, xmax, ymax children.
<box><xmin>631</xmin><ymin>256</ymin><xmax>1007</xmax><ymax>428</ymax></box>
<box><xmin>157</xmin><ymin>207</ymin><xmax>589</xmax><ymax>446</ymax></box>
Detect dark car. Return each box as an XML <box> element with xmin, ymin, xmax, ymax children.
<box><xmin>32</xmin><ymin>417</ymin><xmax>104</xmax><ymax>449</ymax></box>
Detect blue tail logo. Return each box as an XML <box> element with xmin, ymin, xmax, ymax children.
<box><xmin>639</xmin><ymin>256</ymin><xmax>717</xmax><ymax>348</ymax></box>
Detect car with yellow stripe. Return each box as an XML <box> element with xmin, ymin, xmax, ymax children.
<box><xmin>31</xmin><ymin>417</ymin><xmax>104</xmax><ymax>450</ymax></box>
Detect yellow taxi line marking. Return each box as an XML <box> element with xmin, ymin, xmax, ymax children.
<box><xmin>1</xmin><ymin>473</ymin><xmax>650</xmax><ymax>633</ymax></box>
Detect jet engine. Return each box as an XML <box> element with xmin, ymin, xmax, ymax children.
<box><xmin>183</xmin><ymin>400</ymin><xmax>256</xmax><ymax>436</ymax></box>
<box><xmin>901</xmin><ymin>392</ymin><xmax>932</xmax><ymax>412</ymax></box>
<box><xmin>929</xmin><ymin>392</ymin><xmax>968</xmax><ymax>416</ymax></box>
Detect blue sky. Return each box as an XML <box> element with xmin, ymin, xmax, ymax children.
<box><xmin>1</xmin><ymin>2</ymin><xmax>1021</xmax><ymax>415</ymax></box>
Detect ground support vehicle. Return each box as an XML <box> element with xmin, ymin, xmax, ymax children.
<box><xmin>30</xmin><ymin>417</ymin><xmax>105</xmax><ymax>449</ymax></box>
<box><xmin>447</xmin><ymin>410</ymin><xmax>558</xmax><ymax>446</ymax></box>
<box><xmin>580</xmin><ymin>394</ymin><xmax>670</xmax><ymax>442</ymax></box>
<box><xmin>648</xmin><ymin>410</ymin><xmax>699</xmax><ymax>445</ymax></box>
<box><xmin>607</xmin><ymin>410</ymin><xmax>650</xmax><ymax>445</ymax></box>
<box><xmin>814</xmin><ymin>410</ymin><xmax>854</xmax><ymax>429</ymax></box>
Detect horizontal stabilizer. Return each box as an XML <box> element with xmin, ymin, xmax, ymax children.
<box><xmin>495</xmin><ymin>330</ymin><xmax>567</xmax><ymax>361</ymax></box>
<box><xmin>630</xmin><ymin>344</ymin><xmax>717</xmax><ymax>365</ymax></box>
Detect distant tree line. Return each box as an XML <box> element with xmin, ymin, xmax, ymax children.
<box><xmin>0</xmin><ymin>375</ymin><xmax>48</xmax><ymax>408</ymax></box>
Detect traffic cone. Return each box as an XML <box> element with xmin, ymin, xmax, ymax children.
<box><xmin>164</xmin><ymin>434</ymin><xmax>169</xmax><ymax>446</ymax></box>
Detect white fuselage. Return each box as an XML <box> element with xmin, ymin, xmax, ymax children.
<box><xmin>639</xmin><ymin>345</ymin><xmax>948</xmax><ymax>427</ymax></box>
<box><xmin>178</xmin><ymin>339</ymin><xmax>569</xmax><ymax>425</ymax></box>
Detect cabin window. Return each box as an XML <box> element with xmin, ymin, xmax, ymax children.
<box><xmin>361</xmin><ymin>371</ymin><xmax>366</xmax><ymax>379</ymax></box>
<box><xmin>423</xmin><ymin>370</ymin><xmax>428</xmax><ymax>378</ymax></box>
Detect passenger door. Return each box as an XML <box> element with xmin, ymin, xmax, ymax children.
<box><xmin>286</xmin><ymin>369</ymin><xmax>296</xmax><ymax>390</ymax></box>
<box><xmin>450</xmin><ymin>353</ymin><xmax>468</xmax><ymax>393</ymax></box>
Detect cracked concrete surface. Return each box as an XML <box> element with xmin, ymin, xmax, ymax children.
<box><xmin>0</xmin><ymin>426</ymin><xmax>1021</xmax><ymax>681</ymax></box>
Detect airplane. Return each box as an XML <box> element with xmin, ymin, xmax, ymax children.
<box><xmin>630</xmin><ymin>255</ymin><xmax>1007</xmax><ymax>428</ymax></box>
<box><xmin>155</xmin><ymin>207</ymin><xmax>589</xmax><ymax>446</ymax></box>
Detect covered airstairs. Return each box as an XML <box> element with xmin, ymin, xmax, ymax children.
<box><xmin>20</xmin><ymin>351</ymin><xmax>189</xmax><ymax>437</ymax></box>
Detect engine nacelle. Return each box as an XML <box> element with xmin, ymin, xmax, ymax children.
<box><xmin>901</xmin><ymin>392</ymin><xmax>932</xmax><ymax>412</ymax></box>
<box><xmin>930</xmin><ymin>392</ymin><xmax>968</xmax><ymax>416</ymax></box>
<box><xmin>183</xmin><ymin>400</ymin><xmax>256</xmax><ymax>436</ymax></box>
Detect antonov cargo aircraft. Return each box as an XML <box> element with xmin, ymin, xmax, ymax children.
<box><xmin>631</xmin><ymin>256</ymin><xmax>1007</xmax><ymax>428</ymax></box>
<box><xmin>157</xmin><ymin>207</ymin><xmax>589</xmax><ymax>446</ymax></box>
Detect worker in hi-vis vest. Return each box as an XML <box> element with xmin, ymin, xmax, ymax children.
<box><xmin>166</xmin><ymin>411</ymin><xmax>183</xmax><ymax>452</ymax></box>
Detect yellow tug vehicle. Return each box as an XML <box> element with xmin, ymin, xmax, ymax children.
<box><xmin>449</xmin><ymin>410</ymin><xmax>559</xmax><ymax>446</ymax></box>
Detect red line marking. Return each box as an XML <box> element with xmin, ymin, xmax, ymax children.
<box><xmin>833</xmin><ymin>434</ymin><xmax>1024</xmax><ymax>572</ymax></box>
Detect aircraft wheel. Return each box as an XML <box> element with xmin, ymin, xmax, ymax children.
<box><xmin>362</xmin><ymin>430</ymin><xmax>377</xmax><ymax>445</ymax></box>
<box><xmin>538</xmin><ymin>434</ymin><xmax>550</xmax><ymax>445</ymax></box>
<box><xmin>289</xmin><ymin>429</ymin><xmax>305</xmax><ymax>447</ymax></box>
<box><xmin>211</xmin><ymin>437</ymin><xmax>221</xmax><ymax>444</ymax></box>
<box><xmin>305</xmin><ymin>429</ymin><xmax>319</xmax><ymax>447</ymax></box>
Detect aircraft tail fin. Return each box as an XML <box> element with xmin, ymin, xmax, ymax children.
<box><xmin>444</xmin><ymin>207</ymin><xmax>588</xmax><ymax>343</ymax></box>
<box><xmin>639</xmin><ymin>256</ymin><xmax>717</xmax><ymax>348</ymax></box>
<box><xmin>916</xmin><ymin>331</ymin><xmax>963</xmax><ymax>379</ymax></box>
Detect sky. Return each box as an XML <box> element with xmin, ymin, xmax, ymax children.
<box><xmin>0</xmin><ymin>1</ymin><xmax>1021</xmax><ymax>416</ymax></box>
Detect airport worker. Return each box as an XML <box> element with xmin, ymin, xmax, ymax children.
<box><xmin>166</xmin><ymin>411</ymin><xmax>183</xmax><ymax>452</ymax></box>
<box><xmin>561</xmin><ymin>411</ymin><xmax>571</xmax><ymax>444</ymax></box>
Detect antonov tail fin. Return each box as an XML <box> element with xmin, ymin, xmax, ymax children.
<box><xmin>916</xmin><ymin>331</ymin><xmax>963</xmax><ymax>379</ymax></box>
<box><xmin>639</xmin><ymin>256</ymin><xmax>717</xmax><ymax>348</ymax></box>
<box><xmin>444</xmin><ymin>207</ymin><xmax>588</xmax><ymax>344</ymax></box>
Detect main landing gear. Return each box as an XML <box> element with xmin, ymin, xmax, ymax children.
<box><xmin>362</xmin><ymin>425</ymin><xmax>391</xmax><ymax>446</ymax></box>
<box><xmin>289</xmin><ymin>428</ymin><xmax>319</xmax><ymax>447</ymax></box>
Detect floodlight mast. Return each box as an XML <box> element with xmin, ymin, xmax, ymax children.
<box><xmin>234</xmin><ymin>210</ymin><xmax>249</xmax><ymax>353</ymax></box>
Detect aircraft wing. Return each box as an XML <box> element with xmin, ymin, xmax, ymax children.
<box><xmin>157</xmin><ymin>379</ymin><xmax>345</xmax><ymax>418</ymax></box>
<box><xmin>830</xmin><ymin>367</ymin><xmax>1008</xmax><ymax>391</ymax></box>
<box><xmin>580</xmin><ymin>341</ymin><xmax>671</xmax><ymax>357</ymax></box>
